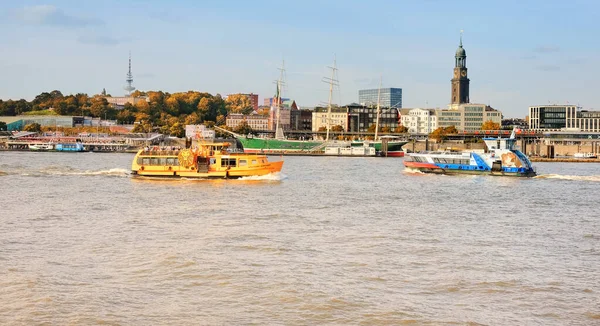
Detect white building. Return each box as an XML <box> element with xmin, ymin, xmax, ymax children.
<box><xmin>185</xmin><ymin>124</ymin><xmax>215</xmax><ymax>140</ymax></box>
<box><xmin>399</xmin><ymin>108</ymin><xmax>437</xmax><ymax>134</ymax></box>
<box><xmin>311</xmin><ymin>107</ymin><xmax>348</xmax><ymax>132</ymax></box>
<box><xmin>528</xmin><ymin>105</ymin><xmax>600</xmax><ymax>131</ymax></box>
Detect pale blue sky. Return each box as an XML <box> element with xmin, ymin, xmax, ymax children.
<box><xmin>1</xmin><ymin>0</ymin><xmax>598</xmax><ymax>118</ymax></box>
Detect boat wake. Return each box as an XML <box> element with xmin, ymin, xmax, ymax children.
<box><xmin>238</xmin><ymin>172</ymin><xmax>287</xmax><ymax>181</ymax></box>
<box><xmin>13</xmin><ymin>167</ymin><xmax>131</xmax><ymax>178</ymax></box>
<box><xmin>535</xmin><ymin>174</ymin><xmax>600</xmax><ymax>182</ymax></box>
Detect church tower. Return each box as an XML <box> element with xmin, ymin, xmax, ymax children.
<box><xmin>451</xmin><ymin>32</ymin><xmax>469</xmax><ymax>105</ymax></box>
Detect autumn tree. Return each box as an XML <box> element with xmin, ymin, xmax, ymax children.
<box><xmin>225</xmin><ymin>93</ymin><xmax>254</xmax><ymax>115</ymax></box>
<box><xmin>331</xmin><ymin>125</ymin><xmax>344</xmax><ymax>132</ymax></box>
<box><xmin>24</xmin><ymin>123</ymin><xmax>42</xmax><ymax>133</ymax></box>
<box><xmin>429</xmin><ymin>126</ymin><xmax>459</xmax><ymax>142</ymax></box>
<box><xmin>481</xmin><ymin>120</ymin><xmax>500</xmax><ymax>130</ymax></box>
<box><xmin>395</xmin><ymin>125</ymin><xmax>408</xmax><ymax>133</ymax></box>
<box><xmin>0</xmin><ymin>121</ymin><xmax>7</xmax><ymax>131</ymax></box>
<box><xmin>233</xmin><ymin>120</ymin><xmax>254</xmax><ymax>135</ymax></box>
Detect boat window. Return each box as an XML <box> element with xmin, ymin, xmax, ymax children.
<box><xmin>221</xmin><ymin>158</ymin><xmax>237</xmax><ymax>167</ymax></box>
<box><xmin>209</xmin><ymin>158</ymin><xmax>216</xmax><ymax>165</ymax></box>
<box><xmin>166</xmin><ymin>158</ymin><xmax>176</xmax><ymax>165</ymax></box>
<box><xmin>159</xmin><ymin>158</ymin><xmax>167</xmax><ymax>166</ymax></box>
<box><xmin>150</xmin><ymin>158</ymin><xmax>159</xmax><ymax>165</ymax></box>
<box><xmin>252</xmin><ymin>160</ymin><xmax>257</xmax><ymax>165</ymax></box>
<box><xmin>174</xmin><ymin>159</ymin><xmax>179</xmax><ymax>166</ymax></box>
<box><xmin>239</xmin><ymin>160</ymin><xmax>247</xmax><ymax>166</ymax></box>
<box><xmin>142</xmin><ymin>158</ymin><xmax>150</xmax><ymax>165</ymax></box>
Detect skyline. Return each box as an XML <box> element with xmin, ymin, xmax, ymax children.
<box><xmin>1</xmin><ymin>1</ymin><xmax>599</xmax><ymax>118</ymax></box>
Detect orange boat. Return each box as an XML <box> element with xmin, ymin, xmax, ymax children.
<box><xmin>131</xmin><ymin>141</ymin><xmax>283</xmax><ymax>179</ymax></box>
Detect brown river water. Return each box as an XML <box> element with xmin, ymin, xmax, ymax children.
<box><xmin>1</xmin><ymin>151</ymin><xmax>599</xmax><ymax>325</ymax></box>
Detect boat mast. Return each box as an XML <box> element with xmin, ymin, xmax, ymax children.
<box><xmin>275</xmin><ymin>60</ymin><xmax>285</xmax><ymax>140</ymax></box>
<box><xmin>374</xmin><ymin>76</ymin><xmax>382</xmax><ymax>141</ymax></box>
<box><xmin>323</xmin><ymin>57</ymin><xmax>338</xmax><ymax>142</ymax></box>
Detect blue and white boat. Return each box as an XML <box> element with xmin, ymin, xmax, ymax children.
<box><xmin>55</xmin><ymin>141</ymin><xmax>85</xmax><ymax>152</ymax></box>
<box><xmin>404</xmin><ymin>129</ymin><xmax>536</xmax><ymax>177</ymax></box>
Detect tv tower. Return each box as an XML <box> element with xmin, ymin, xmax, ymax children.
<box><xmin>124</xmin><ymin>52</ymin><xmax>135</xmax><ymax>95</ymax></box>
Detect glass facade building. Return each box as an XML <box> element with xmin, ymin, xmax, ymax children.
<box><xmin>358</xmin><ymin>88</ymin><xmax>402</xmax><ymax>108</ymax></box>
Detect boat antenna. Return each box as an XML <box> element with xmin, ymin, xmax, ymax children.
<box><xmin>374</xmin><ymin>75</ymin><xmax>382</xmax><ymax>141</ymax></box>
<box><xmin>322</xmin><ymin>55</ymin><xmax>339</xmax><ymax>142</ymax></box>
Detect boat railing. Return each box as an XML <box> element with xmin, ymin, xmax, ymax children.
<box><xmin>141</xmin><ymin>149</ymin><xmax>181</xmax><ymax>156</ymax></box>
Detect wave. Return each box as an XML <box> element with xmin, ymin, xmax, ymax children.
<box><xmin>11</xmin><ymin>167</ymin><xmax>131</xmax><ymax>178</ymax></box>
<box><xmin>238</xmin><ymin>172</ymin><xmax>287</xmax><ymax>181</ymax></box>
<box><xmin>535</xmin><ymin>174</ymin><xmax>600</xmax><ymax>182</ymax></box>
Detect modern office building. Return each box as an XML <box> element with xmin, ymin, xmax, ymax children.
<box><xmin>528</xmin><ymin>105</ymin><xmax>600</xmax><ymax>131</ymax></box>
<box><xmin>346</xmin><ymin>104</ymin><xmax>399</xmax><ymax>132</ymax></box>
<box><xmin>438</xmin><ymin>104</ymin><xmax>502</xmax><ymax>132</ymax></box>
<box><xmin>358</xmin><ymin>88</ymin><xmax>402</xmax><ymax>108</ymax></box>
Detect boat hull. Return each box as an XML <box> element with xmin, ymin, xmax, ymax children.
<box><xmin>238</xmin><ymin>137</ymin><xmax>323</xmax><ymax>153</ymax></box>
<box><xmin>403</xmin><ymin>159</ymin><xmax>536</xmax><ymax>177</ymax></box>
<box><xmin>131</xmin><ymin>146</ymin><xmax>283</xmax><ymax>179</ymax></box>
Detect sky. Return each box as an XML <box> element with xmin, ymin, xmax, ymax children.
<box><xmin>0</xmin><ymin>0</ymin><xmax>599</xmax><ymax>118</ymax></box>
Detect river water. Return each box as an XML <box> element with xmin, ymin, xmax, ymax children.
<box><xmin>0</xmin><ymin>151</ymin><xmax>599</xmax><ymax>325</ymax></box>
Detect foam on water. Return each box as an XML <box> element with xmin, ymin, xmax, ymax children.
<box><xmin>238</xmin><ymin>172</ymin><xmax>287</xmax><ymax>181</ymax></box>
<box><xmin>535</xmin><ymin>174</ymin><xmax>600</xmax><ymax>182</ymax></box>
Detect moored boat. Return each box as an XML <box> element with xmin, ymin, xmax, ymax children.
<box><xmin>131</xmin><ymin>141</ymin><xmax>283</xmax><ymax>179</ymax></box>
<box><xmin>404</xmin><ymin>129</ymin><xmax>536</xmax><ymax>177</ymax></box>
<box><xmin>55</xmin><ymin>141</ymin><xmax>85</xmax><ymax>152</ymax></box>
<box><xmin>573</xmin><ymin>152</ymin><xmax>597</xmax><ymax>159</ymax></box>
<box><xmin>28</xmin><ymin>143</ymin><xmax>54</xmax><ymax>151</ymax></box>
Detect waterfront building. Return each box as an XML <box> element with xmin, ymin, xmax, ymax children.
<box><xmin>346</xmin><ymin>103</ymin><xmax>399</xmax><ymax>132</ymax></box>
<box><xmin>438</xmin><ymin>104</ymin><xmax>502</xmax><ymax>132</ymax></box>
<box><xmin>0</xmin><ymin>115</ymin><xmax>84</xmax><ymax>131</ymax></box>
<box><xmin>312</xmin><ymin>107</ymin><xmax>349</xmax><ymax>132</ymax></box>
<box><xmin>226</xmin><ymin>113</ymin><xmax>269</xmax><ymax>131</ymax></box>
<box><xmin>528</xmin><ymin>105</ymin><xmax>600</xmax><ymax>131</ymax></box>
<box><xmin>358</xmin><ymin>88</ymin><xmax>402</xmax><ymax>108</ymax></box>
<box><xmin>399</xmin><ymin>108</ymin><xmax>437</xmax><ymax>134</ymax></box>
<box><xmin>290</xmin><ymin>108</ymin><xmax>313</xmax><ymax>130</ymax></box>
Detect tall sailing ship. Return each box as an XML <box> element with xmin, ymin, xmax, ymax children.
<box><xmin>227</xmin><ymin>60</ymin><xmax>407</xmax><ymax>156</ymax></box>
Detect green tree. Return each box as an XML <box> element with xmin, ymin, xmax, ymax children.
<box><xmin>24</xmin><ymin>122</ymin><xmax>42</xmax><ymax>133</ymax></box>
<box><xmin>0</xmin><ymin>121</ymin><xmax>7</xmax><ymax>131</ymax></box>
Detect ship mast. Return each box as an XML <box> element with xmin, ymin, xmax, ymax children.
<box><xmin>274</xmin><ymin>60</ymin><xmax>286</xmax><ymax>140</ymax></box>
<box><xmin>374</xmin><ymin>76</ymin><xmax>382</xmax><ymax>141</ymax></box>
<box><xmin>322</xmin><ymin>57</ymin><xmax>338</xmax><ymax>142</ymax></box>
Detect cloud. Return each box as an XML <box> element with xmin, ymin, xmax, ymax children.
<box><xmin>536</xmin><ymin>65</ymin><xmax>560</xmax><ymax>71</ymax></box>
<box><xmin>13</xmin><ymin>5</ymin><xmax>103</xmax><ymax>28</ymax></box>
<box><xmin>533</xmin><ymin>46</ymin><xmax>560</xmax><ymax>53</ymax></box>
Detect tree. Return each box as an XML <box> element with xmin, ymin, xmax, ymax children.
<box><xmin>429</xmin><ymin>126</ymin><xmax>459</xmax><ymax>142</ymax></box>
<box><xmin>233</xmin><ymin>120</ymin><xmax>254</xmax><ymax>135</ymax></box>
<box><xmin>395</xmin><ymin>125</ymin><xmax>408</xmax><ymax>133</ymax></box>
<box><xmin>481</xmin><ymin>120</ymin><xmax>500</xmax><ymax>130</ymax></box>
<box><xmin>331</xmin><ymin>125</ymin><xmax>344</xmax><ymax>132</ymax></box>
<box><xmin>0</xmin><ymin>121</ymin><xmax>7</xmax><ymax>131</ymax></box>
<box><xmin>24</xmin><ymin>123</ymin><xmax>42</xmax><ymax>133</ymax></box>
<box><xmin>381</xmin><ymin>126</ymin><xmax>392</xmax><ymax>133</ymax></box>
<box><xmin>169</xmin><ymin>122</ymin><xmax>185</xmax><ymax>138</ymax></box>
<box><xmin>225</xmin><ymin>93</ymin><xmax>254</xmax><ymax>114</ymax></box>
